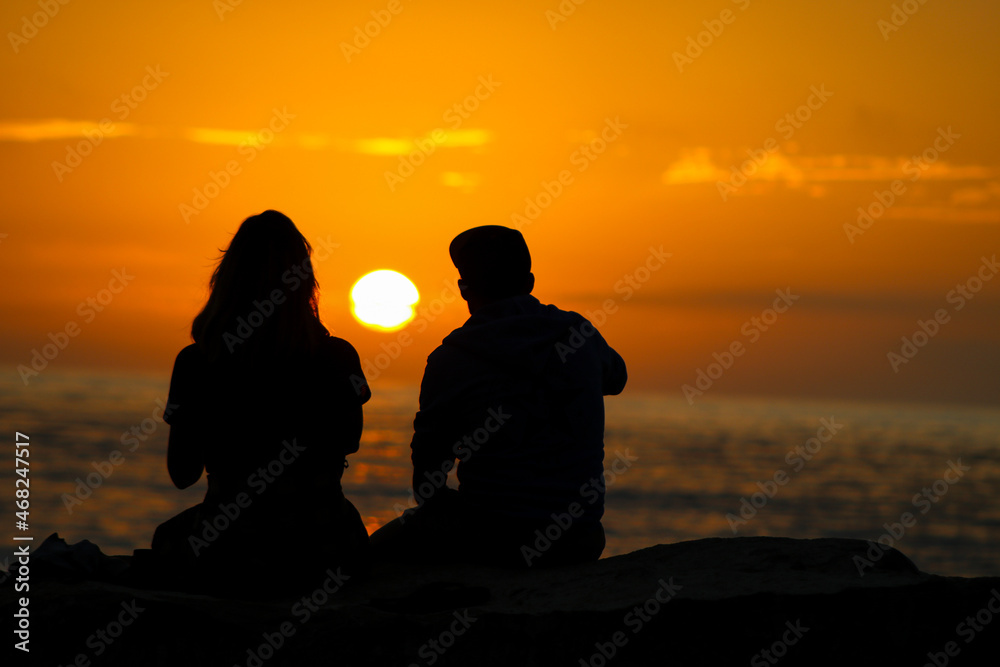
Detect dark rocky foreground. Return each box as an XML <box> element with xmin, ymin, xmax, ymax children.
<box><xmin>5</xmin><ymin>536</ymin><xmax>1000</xmax><ymax>666</ymax></box>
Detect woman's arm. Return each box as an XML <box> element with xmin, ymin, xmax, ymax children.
<box><xmin>326</xmin><ymin>338</ymin><xmax>368</xmax><ymax>457</ymax></box>
<box><xmin>164</xmin><ymin>345</ymin><xmax>206</xmax><ymax>489</ymax></box>
<box><xmin>167</xmin><ymin>421</ymin><xmax>205</xmax><ymax>489</ymax></box>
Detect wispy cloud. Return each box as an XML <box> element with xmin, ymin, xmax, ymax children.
<box><xmin>179</xmin><ymin>127</ymin><xmax>263</xmax><ymax>146</ymax></box>
<box><xmin>661</xmin><ymin>147</ymin><xmax>728</xmax><ymax>184</ymax></box>
<box><xmin>662</xmin><ymin>149</ymin><xmax>998</xmax><ymax>186</ymax></box>
<box><xmin>662</xmin><ymin>148</ymin><xmax>1000</xmax><ymax>223</ymax></box>
<box><xmin>884</xmin><ymin>207</ymin><xmax>1000</xmax><ymax>223</ymax></box>
<box><xmin>354</xmin><ymin>129</ymin><xmax>491</xmax><ymax>155</ymax></box>
<box><xmin>0</xmin><ymin>119</ymin><xmax>144</xmax><ymax>141</ymax></box>
<box><xmin>0</xmin><ymin>119</ymin><xmax>493</xmax><ymax>155</ymax></box>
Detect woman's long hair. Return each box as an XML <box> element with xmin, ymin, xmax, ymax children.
<box><xmin>191</xmin><ymin>210</ymin><xmax>329</xmax><ymax>362</ymax></box>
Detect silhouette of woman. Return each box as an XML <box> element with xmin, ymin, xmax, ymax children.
<box><xmin>148</xmin><ymin>210</ymin><xmax>371</xmax><ymax>595</ymax></box>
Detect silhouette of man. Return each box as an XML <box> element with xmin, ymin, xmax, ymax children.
<box><xmin>371</xmin><ymin>225</ymin><xmax>627</xmax><ymax>567</ymax></box>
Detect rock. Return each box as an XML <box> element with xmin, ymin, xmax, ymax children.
<box><xmin>4</xmin><ymin>536</ymin><xmax>999</xmax><ymax>666</ymax></box>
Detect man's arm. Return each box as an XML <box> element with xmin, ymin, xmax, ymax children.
<box><xmin>597</xmin><ymin>333</ymin><xmax>627</xmax><ymax>396</ymax></box>
<box><xmin>410</xmin><ymin>348</ymin><xmax>470</xmax><ymax>505</ymax></box>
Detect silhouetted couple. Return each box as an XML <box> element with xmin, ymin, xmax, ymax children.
<box><xmin>149</xmin><ymin>211</ymin><xmax>625</xmax><ymax>594</ymax></box>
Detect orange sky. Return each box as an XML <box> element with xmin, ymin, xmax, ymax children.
<box><xmin>2</xmin><ymin>0</ymin><xmax>998</xmax><ymax>405</ymax></box>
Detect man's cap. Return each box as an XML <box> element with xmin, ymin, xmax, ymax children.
<box><xmin>449</xmin><ymin>226</ymin><xmax>531</xmax><ymax>290</ymax></box>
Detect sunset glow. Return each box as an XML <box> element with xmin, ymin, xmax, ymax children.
<box><xmin>1</xmin><ymin>0</ymin><xmax>997</xmax><ymax>405</ymax></box>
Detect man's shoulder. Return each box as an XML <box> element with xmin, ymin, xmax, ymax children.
<box><xmin>537</xmin><ymin>303</ymin><xmax>607</xmax><ymax>343</ymax></box>
<box><xmin>469</xmin><ymin>295</ymin><xmax>588</xmax><ymax>329</ymax></box>
<box><xmin>426</xmin><ymin>338</ymin><xmax>470</xmax><ymax>365</ymax></box>
<box><xmin>526</xmin><ymin>297</ymin><xmax>592</xmax><ymax>326</ymax></box>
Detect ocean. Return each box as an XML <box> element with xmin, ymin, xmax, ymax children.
<box><xmin>2</xmin><ymin>369</ymin><xmax>998</xmax><ymax>577</ymax></box>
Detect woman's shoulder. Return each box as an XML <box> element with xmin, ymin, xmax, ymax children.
<box><xmin>319</xmin><ymin>335</ymin><xmax>371</xmax><ymax>403</ymax></box>
<box><xmin>321</xmin><ymin>335</ymin><xmax>361</xmax><ymax>359</ymax></box>
<box><xmin>171</xmin><ymin>343</ymin><xmax>208</xmax><ymax>371</ymax></box>
<box><xmin>175</xmin><ymin>342</ymin><xmax>202</xmax><ymax>359</ymax></box>
<box><xmin>317</xmin><ymin>335</ymin><xmax>365</xmax><ymax>370</ymax></box>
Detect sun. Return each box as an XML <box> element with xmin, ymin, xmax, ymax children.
<box><xmin>350</xmin><ymin>270</ymin><xmax>420</xmax><ymax>331</ymax></box>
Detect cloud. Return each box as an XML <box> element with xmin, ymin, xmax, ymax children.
<box><xmin>884</xmin><ymin>207</ymin><xmax>1000</xmax><ymax>223</ymax></box>
<box><xmin>0</xmin><ymin>119</ymin><xmax>493</xmax><ymax>155</ymax></box>
<box><xmin>353</xmin><ymin>129</ymin><xmax>492</xmax><ymax>156</ymax></box>
<box><xmin>0</xmin><ymin>119</ymin><xmax>143</xmax><ymax>141</ymax></box>
<box><xmin>661</xmin><ymin>149</ymin><xmax>1000</xmax><ymax>222</ymax></box>
<box><xmin>562</xmin><ymin>288</ymin><xmax>1000</xmax><ymax>313</ymax></box>
<box><xmin>440</xmin><ymin>171</ymin><xmax>481</xmax><ymax>192</ymax></box>
<box><xmin>661</xmin><ymin>147</ymin><xmax>728</xmax><ymax>184</ymax></box>
<box><xmin>179</xmin><ymin>127</ymin><xmax>265</xmax><ymax>146</ymax></box>
<box><xmin>662</xmin><ymin>149</ymin><xmax>999</xmax><ymax>187</ymax></box>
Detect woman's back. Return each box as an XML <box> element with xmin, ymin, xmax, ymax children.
<box><xmin>167</xmin><ymin>336</ymin><xmax>368</xmax><ymax>503</ymax></box>
<box><xmin>146</xmin><ymin>210</ymin><xmax>372</xmax><ymax>594</ymax></box>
